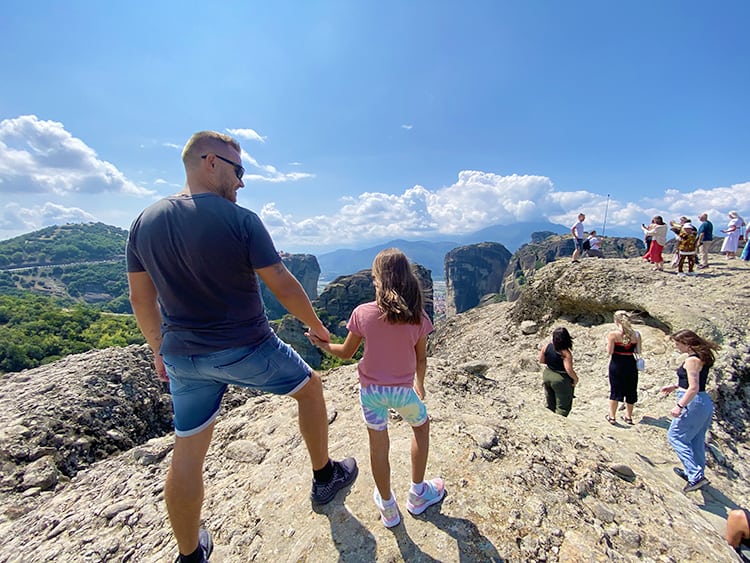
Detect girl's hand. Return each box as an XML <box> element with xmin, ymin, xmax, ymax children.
<box><xmin>414</xmin><ymin>381</ymin><xmax>426</xmax><ymax>400</ymax></box>
<box><xmin>660</xmin><ymin>384</ymin><xmax>675</xmax><ymax>396</ymax></box>
<box><xmin>305</xmin><ymin>332</ymin><xmax>330</xmax><ymax>351</ymax></box>
<box><xmin>670</xmin><ymin>404</ymin><xmax>683</xmax><ymax>418</ymax></box>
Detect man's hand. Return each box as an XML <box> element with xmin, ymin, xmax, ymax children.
<box><xmin>154</xmin><ymin>354</ymin><xmax>168</xmax><ymax>383</ymax></box>
<box><xmin>305</xmin><ymin>331</ymin><xmax>331</xmax><ymax>351</ymax></box>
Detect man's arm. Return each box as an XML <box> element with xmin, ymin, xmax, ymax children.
<box><xmin>256</xmin><ymin>262</ymin><xmax>330</xmax><ymax>342</ymax></box>
<box><xmin>127</xmin><ymin>271</ymin><xmax>167</xmax><ymax>381</ymax></box>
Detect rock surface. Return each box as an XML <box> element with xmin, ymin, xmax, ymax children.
<box><xmin>445</xmin><ymin>242</ymin><xmax>512</xmax><ymax>316</ymax></box>
<box><xmin>0</xmin><ymin>257</ymin><xmax>749</xmax><ymax>562</ymax></box>
<box><xmin>260</xmin><ymin>253</ymin><xmax>321</xmax><ymax>320</ymax></box>
<box><xmin>315</xmin><ymin>265</ymin><xmax>434</xmax><ymax>338</ymax></box>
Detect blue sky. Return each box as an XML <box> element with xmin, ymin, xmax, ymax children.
<box><xmin>1</xmin><ymin>1</ymin><xmax>748</xmax><ymax>252</ymax></box>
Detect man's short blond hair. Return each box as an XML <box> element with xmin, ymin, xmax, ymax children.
<box><xmin>182</xmin><ymin>131</ymin><xmax>240</xmax><ymax>169</ymax></box>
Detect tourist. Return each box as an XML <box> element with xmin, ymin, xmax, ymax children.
<box><xmin>605</xmin><ymin>311</ymin><xmax>641</xmax><ymax>425</ymax></box>
<box><xmin>642</xmin><ymin>216</ymin><xmax>668</xmax><ymax>271</ymax></box>
<box><xmin>676</xmin><ymin>220</ymin><xmax>698</xmax><ymax>277</ymax></box>
<box><xmin>539</xmin><ymin>327</ymin><xmax>579</xmax><ymax>417</ymax></box>
<box><xmin>721</xmin><ymin>211</ymin><xmax>743</xmax><ymax>259</ymax></box>
<box><xmin>660</xmin><ymin>329</ymin><xmax>719</xmax><ymax>493</ymax></box>
<box><xmin>127</xmin><ymin>130</ymin><xmax>357</xmax><ymax>562</ymax></box>
<box><xmin>571</xmin><ymin>213</ymin><xmax>586</xmax><ymax>263</ymax></box>
<box><xmin>696</xmin><ymin>212</ymin><xmax>713</xmax><ymax>269</ymax></box>
<box><xmin>307</xmin><ymin>248</ymin><xmax>444</xmax><ymax>527</ymax></box>
<box><xmin>585</xmin><ymin>230</ymin><xmax>604</xmax><ymax>258</ymax></box>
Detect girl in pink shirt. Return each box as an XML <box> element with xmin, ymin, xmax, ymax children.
<box><xmin>308</xmin><ymin>248</ymin><xmax>445</xmax><ymax>527</ymax></box>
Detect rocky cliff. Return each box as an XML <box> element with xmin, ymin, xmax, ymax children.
<box><xmin>444</xmin><ymin>242</ymin><xmax>512</xmax><ymax>317</ymax></box>
<box><xmin>314</xmin><ymin>265</ymin><xmax>434</xmax><ymax>337</ymax></box>
<box><xmin>501</xmin><ymin>234</ymin><xmax>644</xmax><ymax>301</ymax></box>
<box><xmin>0</xmin><ymin>257</ymin><xmax>748</xmax><ymax>562</ymax></box>
<box><xmin>260</xmin><ymin>253</ymin><xmax>321</xmax><ymax>320</ymax></box>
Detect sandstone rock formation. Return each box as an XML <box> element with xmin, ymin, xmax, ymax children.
<box><xmin>444</xmin><ymin>242</ymin><xmax>512</xmax><ymax>317</ymax></box>
<box><xmin>260</xmin><ymin>253</ymin><xmax>321</xmax><ymax>320</ymax></box>
<box><xmin>314</xmin><ymin>265</ymin><xmax>434</xmax><ymax>337</ymax></box>
<box><xmin>0</xmin><ymin>257</ymin><xmax>748</xmax><ymax>562</ymax></box>
<box><xmin>501</xmin><ymin>234</ymin><xmax>644</xmax><ymax>301</ymax></box>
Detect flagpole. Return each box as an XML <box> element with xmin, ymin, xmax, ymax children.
<box><xmin>602</xmin><ymin>194</ymin><xmax>610</xmax><ymax>236</ymax></box>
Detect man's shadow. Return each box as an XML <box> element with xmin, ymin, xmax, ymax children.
<box><xmin>313</xmin><ymin>501</ymin><xmax>377</xmax><ymax>562</ymax></box>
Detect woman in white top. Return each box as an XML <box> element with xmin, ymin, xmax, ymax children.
<box><xmin>721</xmin><ymin>211</ymin><xmax>744</xmax><ymax>259</ymax></box>
<box><xmin>642</xmin><ymin>216</ymin><xmax>668</xmax><ymax>271</ymax></box>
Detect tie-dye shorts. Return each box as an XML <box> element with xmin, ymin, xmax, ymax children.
<box><xmin>359</xmin><ymin>383</ymin><xmax>428</xmax><ymax>431</ymax></box>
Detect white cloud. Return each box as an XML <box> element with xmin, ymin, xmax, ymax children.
<box><xmin>401</xmin><ymin>124</ymin><xmax>413</xmax><ymax>130</ymax></box>
<box><xmin>260</xmin><ymin>172</ymin><xmax>750</xmax><ymax>249</ymax></box>
<box><xmin>226</xmin><ymin>128</ymin><xmax>266</xmax><ymax>143</ymax></box>
<box><xmin>0</xmin><ymin>201</ymin><xmax>96</xmax><ymax>235</ymax></box>
<box><xmin>162</xmin><ymin>142</ymin><xmax>181</xmax><ymax>150</ymax></box>
<box><xmin>0</xmin><ymin>115</ymin><xmax>154</xmax><ymax>197</ymax></box>
<box><xmin>241</xmin><ymin>150</ymin><xmax>315</xmax><ymax>183</ymax></box>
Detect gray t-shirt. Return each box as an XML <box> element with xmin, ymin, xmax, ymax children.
<box><xmin>127</xmin><ymin>193</ymin><xmax>281</xmax><ymax>355</ymax></box>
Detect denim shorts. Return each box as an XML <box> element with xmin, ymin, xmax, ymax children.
<box><xmin>359</xmin><ymin>384</ymin><xmax>428</xmax><ymax>431</ymax></box>
<box><xmin>162</xmin><ymin>334</ymin><xmax>311</xmax><ymax>437</ymax></box>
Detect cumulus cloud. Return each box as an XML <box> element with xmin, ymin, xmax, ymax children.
<box><xmin>241</xmin><ymin>150</ymin><xmax>315</xmax><ymax>183</ymax></box>
<box><xmin>0</xmin><ymin>115</ymin><xmax>154</xmax><ymax>197</ymax></box>
<box><xmin>226</xmin><ymin>128</ymin><xmax>266</xmax><ymax>143</ymax></box>
<box><xmin>0</xmin><ymin>201</ymin><xmax>96</xmax><ymax>234</ymax></box>
<box><xmin>259</xmin><ymin>171</ymin><xmax>750</xmax><ymax>249</ymax></box>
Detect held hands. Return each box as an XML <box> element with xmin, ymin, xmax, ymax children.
<box><xmin>305</xmin><ymin>331</ymin><xmax>331</xmax><ymax>351</ymax></box>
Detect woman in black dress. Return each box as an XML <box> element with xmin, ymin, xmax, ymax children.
<box><xmin>606</xmin><ymin>311</ymin><xmax>641</xmax><ymax>424</ymax></box>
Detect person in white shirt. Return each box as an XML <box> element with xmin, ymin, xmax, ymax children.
<box><xmin>571</xmin><ymin>213</ymin><xmax>586</xmax><ymax>263</ymax></box>
<box><xmin>586</xmin><ymin>230</ymin><xmax>604</xmax><ymax>258</ymax></box>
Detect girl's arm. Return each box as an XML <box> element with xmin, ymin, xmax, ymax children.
<box><xmin>538</xmin><ymin>344</ymin><xmax>547</xmax><ymax>364</ymax></box>
<box><xmin>414</xmin><ymin>336</ymin><xmax>428</xmax><ymax>399</ymax></box>
<box><xmin>561</xmin><ymin>349</ymin><xmax>579</xmax><ymax>386</ymax></box>
<box><xmin>670</xmin><ymin>357</ymin><xmax>701</xmax><ymax>417</ymax></box>
<box><xmin>307</xmin><ymin>331</ymin><xmax>363</xmax><ymax>359</ymax></box>
<box><xmin>635</xmin><ymin>331</ymin><xmax>642</xmax><ymax>355</ymax></box>
<box><xmin>606</xmin><ymin>332</ymin><xmax>616</xmax><ymax>355</ymax></box>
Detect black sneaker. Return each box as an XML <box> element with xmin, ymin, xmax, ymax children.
<box><xmin>174</xmin><ymin>528</ymin><xmax>213</xmax><ymax>563</ymax></box>
<box><xmin>311</xmin><ymin>458</ymin><xmax>358</xmax><ymax>505</ymax></box>
<box><xmin>683</xmin><ymin>476</ymin><xmax>709</xmax><ymax>493</ymax></box>
<box><xmin>673</xmin><ymin>467</ymin><xmax>688</xmax><ymax>481</ymax></box>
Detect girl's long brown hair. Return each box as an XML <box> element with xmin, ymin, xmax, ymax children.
<box><xmin>670</xmin><ymin>329</ymin><xmax>720</xmax><ymax>368</ymax></box>
<box><xmin>372</xmin><ymin>248</ymin><xmax>424</xmax><ymax>325</ymax></box>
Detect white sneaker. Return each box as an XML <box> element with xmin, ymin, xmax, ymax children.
<box><xmin>677</xmin><ymin>272</ymin><xmax>687</xmax><ymax>278</ymax></box>
<box><xmin>373</xmin><ymin>489</ymin><xmax>400</xmax><ymax>527</ymax></box>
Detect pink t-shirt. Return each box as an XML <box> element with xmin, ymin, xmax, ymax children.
<box><xmin>346</xmin><ymin>301</ymin><xmax>433</xmax><ymax>387</ymax></box>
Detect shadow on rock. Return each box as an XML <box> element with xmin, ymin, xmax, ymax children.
<box><xmin>312</xmin><ymin>502</ymin><xmax>376</xmax><ymax>562</ymax></box>
<box><xmin>695</xmin><ymin>485</ymin><xmax>743</xmax><ymax>520</ymax></box>
<box><xmin>638</xmin><ymin>415</ymin><xmax>671</xmax><ymax>430</ymax></box>
<box><xmin>414</xmin><ymin>506</ymin><xmax>505</xmax><ymax>562</ymax></box>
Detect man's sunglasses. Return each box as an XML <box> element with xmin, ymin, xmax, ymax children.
<box><xmin>201</xmin><ymin>154</ymin><xmax>244</xmax><ymax>180</ymax></box>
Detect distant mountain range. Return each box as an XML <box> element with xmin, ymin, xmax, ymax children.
<box><xmin>317</xmin><ymin>221</ymin><xmax>569</xmax><ymax>280</ymax></box>
<box><xmin>0</xmin><ymin>220</ymin><xmax>572</xmax><ymax>283</ymax></box>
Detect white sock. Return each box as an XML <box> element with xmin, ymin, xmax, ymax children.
<box><xmin>411</xmin><ymin>481</ymin><xmax>425</xmax><ymax>494</ymax></box>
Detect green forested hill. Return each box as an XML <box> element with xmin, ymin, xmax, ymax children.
<box><xmin>0</xmin><ymin>222</ymin><xmax>127</xmax><ymax>268</ymax></box>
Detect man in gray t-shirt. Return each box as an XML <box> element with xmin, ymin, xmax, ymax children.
<box><xmin>127</xmin><ymin>131</ymin><xmax>357</xmax><ymax>563</ymax></box>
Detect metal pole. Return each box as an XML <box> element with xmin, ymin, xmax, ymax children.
<box><xmin>602</xmin><ymin>194</ymin><xmax>610</xmax><ymax>236</ymax></box>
